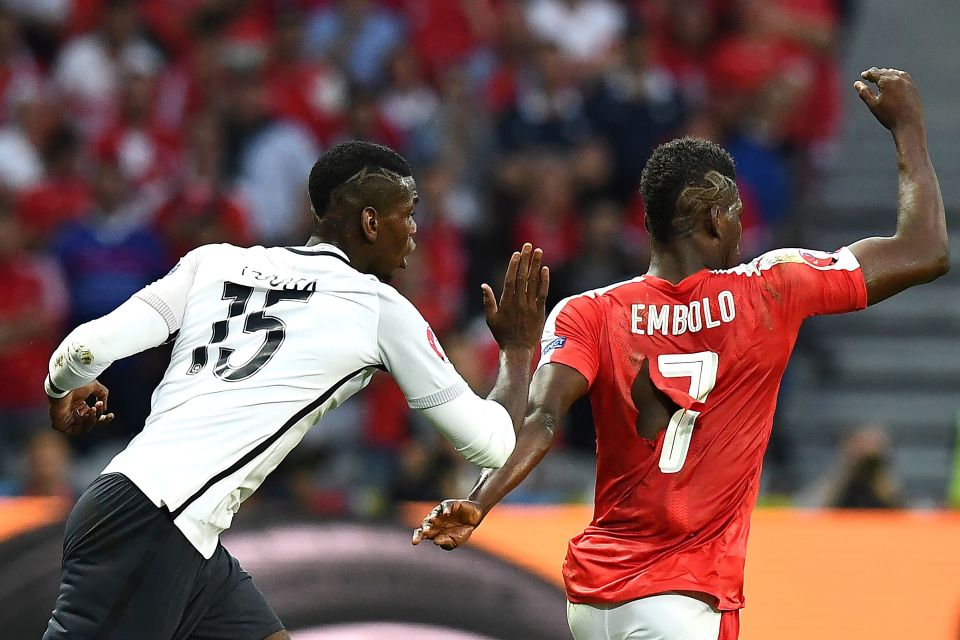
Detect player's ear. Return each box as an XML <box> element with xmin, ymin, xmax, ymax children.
<box><xmin>707</xmin><ymin>205</ymin><xmax>723</xmax><ymax>241</ymax></box>
<box><xmin>360</xmin><ymin>206</ymin><xmax>379</xmax><ymax>243</ymax></box>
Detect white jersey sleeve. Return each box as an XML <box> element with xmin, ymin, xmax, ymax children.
<box><xmin>376</xmin><ymin>287</ymin><xmax>469</xmax><ymax>409</ymax></box>
<box><xmin>46</xmin><ymin>297</ymin><xmax>169</xmax><ymax>397</ymax></box>
<box><xmin>133</xmin><ymin>247</ymin><xmax>204</xmax><ymax>336</ymax></box>
<box><xmin>45</xmin><ymin>247</ymin><xmax>206</xmax><ymax>397</ymax></box>
<box><xmin>376</xmin><ymin>286</ymin><xmax>516</xmax><ymax>467</ymax></box>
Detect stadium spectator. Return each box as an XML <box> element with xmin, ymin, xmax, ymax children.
<box><xmin>94</xmin><ymin>61</ymin><xmax>182</xmax><ymax>199</ymax></box>
<box><xmin>0</xmin><ymin>79</ymin><xmax>51</xmax><ymax>191</ymax></box>
<box><xmin>264</xmin><ymin>8</ymin><xmax>348</xmax><ymax>146</ymax></box>
<box><xmin>52</xmin><ymin>0</ymin><xmax>162</xmax><ymax>135</ymax></box>
<box><xmin>52</xmin><ymin>160</ymin><xmax>166</xmax><ymax>327</ymax></box>
<box><xmin>511</xmin><ymin>159</ymin><xmax>582</xmax><ymax>278</ymax></box>
<box><xmin>380</xmin><ymin>48</ymin><xmax>441</xmax><ymax>165</ymax></box>
<box><xmin>304</xmin><ymin>0</ymin><xmax>405</xmax><ymax>89</ymax></box>
<box><xmin>0</xmin><ymin>195</ymin><xmax>68</xmax><ymax>453</ymax></box>
<box><xmin>16</xmin><ymin>124</ymin><xmax>92</xmax><ymax>248</ymax></box>
<box><xmin>0</xmin><ymin>8</ymin><xmax>41</xmax><ymax>127</ymax></box>
<box><xmin>223</xmin><ymin>67</ymin><xmax>318</xmax><ymax>245</ymax></box>
<box><xmin>799</xmin><ymin>425</ymin><xmax>904</xmax><ymax>509</ymax></box>
<box><xmin>400</xmin><ymin>0</ymin><xmax>497</xmax><ymax>85</ymax></box>
<box><xmin>153</xmin><ymin>113</ymin><xmax>253</xmax><ymax>261</ymax></box>
<box><xmin>497</xmin><ymin>41</ymin><xmax>592</xmax><ymax>153</ymax></box>
<box><xmin>525</xmin><ymin>0</ymin><xmax>626</xmax><ymax>69</ymax></box>
<box><xmin>12</xmin><ymin>431</ymin><xmax>77</xmax><ymax>501</ymax></box>
<box><xmin>585</xmin><ymin>24</ymin><xmax>687</xmax><ymax>200</ymax></box>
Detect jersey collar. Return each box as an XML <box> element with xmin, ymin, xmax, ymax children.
<box><xmin>284</xmin><ymin>243</ymin><xmax>351</xmax><ymax>265</ymax></box>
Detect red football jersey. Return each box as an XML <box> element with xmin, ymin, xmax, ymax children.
<box><xmin>538</xmin><ymin>247</ymin><xmax>868</xmax><ymax>610</ymax></box>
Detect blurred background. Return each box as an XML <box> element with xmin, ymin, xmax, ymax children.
<box><xmin>0</xmin><ymin>0</ymin><xmax>957</xmax><ymax>638</ymax></box>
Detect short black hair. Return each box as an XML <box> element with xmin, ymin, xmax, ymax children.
<box><xmin>308</xmin><ymin>141</ymin><xmax>412</xmax><ymax>219</ymax></box>
<box><xmin>639</xmin><ymin>137</ymin><xmax>736</xmax><ymax>244</ymax></box>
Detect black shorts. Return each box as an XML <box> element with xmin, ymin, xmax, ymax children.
<box><xmin>44</xmin><ymin>473</ymin><xmax>284</xmax><ymax>640</ymax></box>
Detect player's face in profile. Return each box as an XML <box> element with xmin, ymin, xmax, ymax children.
<box><xmin>372</xmin><ymin>195</ymin><xmax>417</xmax><ymax>282</ymax></box>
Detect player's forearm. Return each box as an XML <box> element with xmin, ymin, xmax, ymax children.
<box><xmin>468</xmin><ymin>408</ymin><xmax>557</xmax><ymax>515</ymax></box>
<box><xmin>485</xmin><ymin>347</ymin><xmax>535</xmax><ymax>432</ymax></box>
<box><xmin>46</xmin><ymin>298</ymin><xmax>169</xmax><ymax>397</ymax></box>
<box><xmin>891</xmin><ymin>124</ymin><xmax>949</xmax><ymax>276</ymax></box>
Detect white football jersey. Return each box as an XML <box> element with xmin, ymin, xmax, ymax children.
<box><xmin>103</xmin><ymin>243</ymin><xmax>469</xmax><ymax>557</ymax></box>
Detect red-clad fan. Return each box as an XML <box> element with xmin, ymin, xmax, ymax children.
<box><xmin>262</xmin><ymin>8</ymin><xmax>347</xmax><ymax>146</ymax></box>
<box><xmin>414</xmin><ymin>68</ymin><xmax>949</xmax><ymax>639</ymax></box>
<box><xmin>94</xmin><ymin>62</ymin><xmax>182</xmax><ymax>192</ymax></box>
<box><xmin>16</xmin><ymin>125</ymin><xmax>92</xmax><ymax>247</ymax></box>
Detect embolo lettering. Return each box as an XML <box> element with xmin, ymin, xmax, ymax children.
<box><xmin>631</xmin><ymin>290</ymin><xmax>737</xmax><ymax>336</ymax></box>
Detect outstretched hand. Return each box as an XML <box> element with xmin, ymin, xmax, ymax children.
<box><xmin>48</xmin><ymin>380</ymin><xmax>114</xmax><ymax>435</ymax></box>
<box><xmin>483</xmin><ymin>243</ymin><xmax>549</xmax><ymax>352</ymax></box>
<box><xmin>854</xmin><ymin>67</ymin><xmax>923</xmax><ymax>133</ymax></box>
<box><xmin>411</xmin><ymin>499</ymin><xmax>484</xmax><ymax>551</ymax></box>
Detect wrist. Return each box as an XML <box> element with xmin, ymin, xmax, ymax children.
<box><xmin>892</xmin><ymin>121</ymin><xmax>927</xmax><ymax>143</ymax></box>
<box><xmin>44</xmin><ymin>375</ymin><xmax>69</xmax><ymax>400</ymax></box>
<box><xmin>499</xmin><ymin>344</ymin><xmax>535</xmax><ymax>358</ymax></box>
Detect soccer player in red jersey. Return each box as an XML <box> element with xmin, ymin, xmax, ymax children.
<box><xmin>413</xmin><ymin>68</ymin><xmax>948</xmax><ymax>639</ymax></box>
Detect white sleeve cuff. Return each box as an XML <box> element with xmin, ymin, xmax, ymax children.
<box><xmin>407</xmin><ymin>380</ymin><xmax>469</xmax><ymax>410</ymax></box>
<box><xmin>44</xmin><ymin>375</ymin><xmax>69</xmax><ymax>399</ymax></box>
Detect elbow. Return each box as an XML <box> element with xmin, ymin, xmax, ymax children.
<box><xmin>932</xmin><ymin>249</ymin><xmax>951</xmax><ymax>278</ymax></box>
<box><xmin>467</xmin><ymin>428</ymin><xmax>516</xmax><ymax>469</ymax></box>
<box><xmin>920</xmin><ymin>246</ymin><xmax>950</xmax><ymax>282</ymax></box>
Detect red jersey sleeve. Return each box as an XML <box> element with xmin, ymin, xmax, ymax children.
<box><xmin>753</xmin><ymin>246</ymin><xmax>868</xmax><ymax>321</ymax></box>
<box><xmin>537</xmin><ymin>294</ymin><xmax>603</xmax><ymax>386</ymax></box>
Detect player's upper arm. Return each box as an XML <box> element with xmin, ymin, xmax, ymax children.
<box><xmin>528</xmin><ymin>362</ymin><xmax>590</xmax><ymax>433</ymax></box>
<box><xmin>375</xmin><ymin>287</ymin><xmax>514</xmax><ymax>466</ymax></box>
<box><xmin>134</xmin><ymin>246</ymin><xmax>206</xmax><ymax>338</ymax></box>
<box><xmin>753</xmin><ymin>247</ymin><xmax>869</xmax><ymax>320</ymax></box>
<box><xmin>849</xmin><ymin>236</ymin><xmax>950</xmax><ymax>306</ymax></box>
<box><xmin>376</xmin><ymin>286</ymin><xmax>469</xmax><ymax>410</ymax></box>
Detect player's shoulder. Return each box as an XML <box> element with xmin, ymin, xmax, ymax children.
<box><xmin>712</xmin><ymin>247</ymin><xmax>860</xmax><ymax>278</ymax></box>
<box><xmin>374</xmin><ymin>281</ymin><xmax>428</xmax><ymax>326</ymax></box>
<box><xmin>550</xmin><ymin>277</ymin><xmax>644</xmax><ymax>320</ymax></box>
<box><xmin>178</xmin><ymin>242</ymin><xmax>245</xmax><ymax>264</ymax></box>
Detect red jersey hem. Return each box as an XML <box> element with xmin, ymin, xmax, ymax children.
<box><xmin>565</xmin><ymin>580</ymin><xmax>745</xmax><ymax>612</ymax></box>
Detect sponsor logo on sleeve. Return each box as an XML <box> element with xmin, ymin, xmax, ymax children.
<box><xmin>542</xmin><ymin>336</ymin><xmax>567</xmax><ymax>355</ymax></box>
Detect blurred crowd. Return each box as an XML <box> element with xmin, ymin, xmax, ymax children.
<box><xmin>0</xmin><ymin>0</ymin><xmax>861</xmax><ymax>515</ymax></box>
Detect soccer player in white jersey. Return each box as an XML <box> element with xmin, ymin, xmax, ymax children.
<box><xmin>41</xmin><ymin>141</ymin><xmax>550</xmax><ymax>640</ymax></box>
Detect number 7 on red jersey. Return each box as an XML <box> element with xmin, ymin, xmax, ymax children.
<box><xmin>656</xmin><ymin>351</ymin><xmax>719</xmax><ymax>473</ymax></box>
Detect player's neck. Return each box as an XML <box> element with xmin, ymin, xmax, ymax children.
<box><xmin>646</xmin><ymin>244</ymin><xmax>714</xmax><ymax>284</ymax></box>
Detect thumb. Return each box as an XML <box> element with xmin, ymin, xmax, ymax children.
<box><xmin>481</xmin><ymin>283</ymin><xmax>497</xmax><ymax>321</ymax></box>
<box><xmin>93</xmin><ymin>381</ymin><xmax>109</xmax><ymax>402</ymax></box>
<box><xmin>854</xmin><ymin>81</ymin><xmax>878</xmax><ymax>108</ymax></box>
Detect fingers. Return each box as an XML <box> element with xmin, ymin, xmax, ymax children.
<box><xmin>515</xmin><ymin>243</ymin><xmax>533</xmax><ymax>300</ymax></box>
<box><xmin>412</xmin><ymin>503</ymin><xmax>443</xmax><ymax>545</ymax></box>
<box><xmin>526</xmin><ymin>247</ymin><xmax>543</xmax><ymax>305</ymax></box>
<box><xmin>860</xmin><ymin>67</ymin><xmax>908</xmax><ymax>88</ymax></box>
<box><xmin>537</xmin><ymin>266</ymin><xmax>550</xmax><ymax>313</ymax></box>
<box><xmin>93</xmin><ymin>381</ymin><xmax>110</xmax><ymax>412</ymax></box>
<box><xmin>501</xmin><ymin>250</ymin><xmax>521</xmax><ymax>301</ymax></box>
<box><xmin>480</xmin><ymin>283</ymin><xmax>497</xmax><ymax>322</ymax></box>
<box><xmin>860</xmin><ymin>67</ymin><xmax>881</xmax><ymax>83</ymax></box>
<box><xmin>854</xmin><ymin>80</ymin><xmax>878</xmax><ymax>108</ymax></box>
<box><xmin>435</xmin><ymin>534</ymin><xmax>457</xmax><ymax>551</ymax></box>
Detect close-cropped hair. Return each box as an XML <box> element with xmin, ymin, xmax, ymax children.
<box><xmin>308</xmin><ymin>141</ymin><xmax>412</xmax><ymax>218</ymax></box>
<box><xmin>640</xmin><ymin>137</ymin><xmax>737</xmax><ymax>244</ymax></box>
